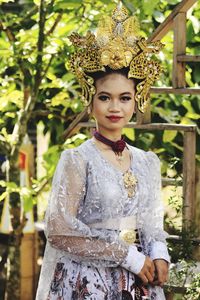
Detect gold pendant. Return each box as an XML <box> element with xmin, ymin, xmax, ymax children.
<box><xmin>123</xmin><ymin>170</ymin><xmax>137</xmax><ymax>198</ymax></box>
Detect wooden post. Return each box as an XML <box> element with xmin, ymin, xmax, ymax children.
<box><xmin>20</xmin><ymin>233</ymin><xmax>38</xmax><ymax>300</ymax></box>
<box><xmin>173</xmin><ymin>12</ymin><xmax>186</xmax><ymax>88</ymax></box>
<box><xmin>136</xmin><ymin>99</ymin><xmax>151</xmax><ymax>124</ymax></box>
<box><xmin>182</xmin><ymin>131</ymin><xmax>196</xmax><ymax>228</ymax></box>
<box><xmin>193</xmin><ymin>166</ymin><xmax>200</xmax><ymax>260</ymax></box>
<box><xmin>195</xmin><ymin>167</ymin><xmax>200</xmax><ymax>235</ymax></box>
<box><xmin>165</xmin><ymin>291</ymin><xmax>174</xmax><ymax>300</ymax></box>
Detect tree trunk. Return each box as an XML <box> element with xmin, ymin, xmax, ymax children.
<box><xmin>6</xmin><ymin>241</ymin><xmax>21</xmax><ymax>300</ymax></box>
<box><xmin>5</xmin><ymin>160</ymin><xmax>25</xmax><ymax>300</ymax></box>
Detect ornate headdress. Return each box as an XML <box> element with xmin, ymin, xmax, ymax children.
<box><xmin>69</xmin><ymin>2</ymin><xmax>164</xmax><ymax>113</ymax></box>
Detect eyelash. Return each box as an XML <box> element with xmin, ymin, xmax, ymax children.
<box><xmin>98</xmin><ymin>95</ymin><xmax>109</xmax><ymax>101</ymax></box>
<box><xmin>98</xmin><ymin>96</ymin><xmax>132</xmax><ymax>101</ymax></box>
<box><xmin>121</xmin><ymin>96</ymin><xmax>132</xmax><ymax>101</ymax></box>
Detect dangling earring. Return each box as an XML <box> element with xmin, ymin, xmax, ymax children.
<box><xmin>87</xmin><ymin>105</ymin><xmax>92</xmax><ymax>115</ymax></box>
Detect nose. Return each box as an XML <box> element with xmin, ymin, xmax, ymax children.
<box><xmin>108</xmin><ymin>99</ymin><xmax>120</xmax><ymax>112</ymax></box>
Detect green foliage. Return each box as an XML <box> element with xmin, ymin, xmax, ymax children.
<box><xmin>0</xmin><ymin>1</ymin><xmax>199</xmax><ymax>298</ymax></box>
<box><xmin>0</xmin><ymin>0</ymin><xmax>199</xmax><ymax>234</ymax></box>
<box><xmin>0</xmin><ymin>179</ymin><xmax>39</xmax><ymax>212</ymax></box>
<box><xmin>0</xmin><ymin>0</ymin><xmax>199</xmax><ymax>218</ymax></box>
<box><xmin>168</xmin><ymin>259</ymin><xmax>196</xmax><ymax>289</ymax></box>
<box><xmin>122</xmin><ymin>128</ymin><xmax>135</xmax><ymax>141</ymax></box>
<box><xmin>167</xmin><ymin>260</ymin><xmax>200</xmax><ymax>300</ymax></box>
<box><xmin>185</xmin><ymin>273</ymin><xmax>200</xmax><ymax>300</ymax></box>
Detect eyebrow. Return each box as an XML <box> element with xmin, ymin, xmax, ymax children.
<box><xmin>97</xmin><ymin>91</ymin><xmax>133</xmax><ymax>96</ymax></box>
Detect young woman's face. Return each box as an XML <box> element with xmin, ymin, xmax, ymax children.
<box><xmin>92</xmin><ymin>73</ymin><xmax>135</xmax><ymax>136</ymax></box>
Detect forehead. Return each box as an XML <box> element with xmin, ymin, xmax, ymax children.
<box><xmin>95</xmin><ymin>73</ymin><xmax>135</xmax><ymax>93</ymax></box>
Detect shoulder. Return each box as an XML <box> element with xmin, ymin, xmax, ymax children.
<box><xmin>128</xmin><ymin>144</ymin><xmax>160</xmax><ymax>167</ymax></box>
<box><xmin>59</xmin><ymin>140</ymin><xmax>91</xmax><ymax>170</ymax></box>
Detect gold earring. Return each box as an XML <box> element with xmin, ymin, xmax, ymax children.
<box><xmin>87</xmin><ymin>106</ymin><xmax>91</xmax><ymax>115</ymax></box>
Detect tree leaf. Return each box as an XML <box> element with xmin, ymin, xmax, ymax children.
<box><xmin>0</xmin><ymin>180</ymin><xmax>6</xmax><ymax>187</ymax></box>
<box><xmin>0</xmin><ymin>0</ymin><xmax>14</xmax><ymax>3</ymax></box>
<box><xmin>122</xmin><ymin>128</ymin><xmax>135</xmax><ymax>141</ymax></box>
<box><xmin>54</xmin><ymin>0</ymin><xmax>82</xmax><ymax>11</ymax></box>
<box><xmin>0</xmin><ymin>191</ymin><xmax>7</xmax><ymax>201</ymax></box>
<box><xmin>163</xmin><ymin>130</ymin><xmax>177</xmax><ymax>143</ymax></box>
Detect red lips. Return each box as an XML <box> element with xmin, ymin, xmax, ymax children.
<box><xmin>106</xmin><ymin>115</ymin><xmax>122</xmax><ymax>122</ymax></box>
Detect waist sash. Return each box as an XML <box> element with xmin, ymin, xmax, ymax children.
<box><xmin>90</xmin><ymin>215</ymin><xmax>138</xmax><ymax>245</ymax></box>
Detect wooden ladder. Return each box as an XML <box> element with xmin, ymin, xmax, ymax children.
<box><xmin>136</xmin><ymin>0</ymin><xmax>199</xmax><ymax>230</ymax></box>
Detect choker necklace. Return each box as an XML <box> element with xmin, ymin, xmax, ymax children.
<box><xmin>94</xmin><ymin>131</ymin><xmax>126</xmax><ymax>163</ymax></box>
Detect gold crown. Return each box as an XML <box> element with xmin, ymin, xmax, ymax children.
<box><xmin>69</xmin><ymin>2</ymin><xmax>164</xmax><ymax>113</ymax></box>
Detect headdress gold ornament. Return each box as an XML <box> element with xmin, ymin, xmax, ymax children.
<box><xmin>69</xmin><ymin>2</ymin><xmax>164</xmax><ymax>113</ymax></box>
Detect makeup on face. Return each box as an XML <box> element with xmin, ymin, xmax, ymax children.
<box><xmin>91</xmin><ymin>73</ymin><xmax>136</xmax><ymax>138</ymax></box>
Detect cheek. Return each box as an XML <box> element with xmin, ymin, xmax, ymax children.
<box><xmin>91</xmin><ymin>99</ymin><xmax>103</xmax><ymax>118</ymax></box>
<box><xmin>125</xmin><ymin>100</ymin><xmax>136</xmax><ymax>117</ymax></box>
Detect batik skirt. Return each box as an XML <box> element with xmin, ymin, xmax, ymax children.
<box><xmin>47</xmin><ymin>254</ymin><xmax>152</xmax><ymax>300</ymax></box>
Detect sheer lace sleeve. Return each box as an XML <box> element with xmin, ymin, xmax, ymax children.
<box><xmin>45</xmin><ymin>149</ymin><xmax>129</xmax><ymax>264</ymax></box>
<box><xmin>145</xmin><ymin>151</ymin><xmax>170</xmax><ymax>262</ymax></box>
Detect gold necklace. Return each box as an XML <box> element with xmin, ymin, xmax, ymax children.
<box><xmin>115</xmin><ymin>152</ymin><xmax>124</xmax><ymax>164</ymax></box>
<box><xmin>123</xmin><ymin>170</ymin><xmax>137</xmax><ymax>198</ymax></box>
<box><xmin>94</xmin><ymin>139</ymin><xmax>125</xmax><ymax>164</ymax></box>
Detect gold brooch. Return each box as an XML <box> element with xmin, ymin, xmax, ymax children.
<box><xmin>123</xmin><ymin>170</ymin><xmax>137</xmax><ymax>198</ymax></box>
<box><xmin>119</xmin><ymin>229</ymin><xmax>136</xmax><ymax>245</ymax></box>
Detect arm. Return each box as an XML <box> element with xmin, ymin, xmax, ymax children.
<box><xmin>146</xmin><ymin>152</ymin><xmax>170</xmax><ymax>285</ymax></box>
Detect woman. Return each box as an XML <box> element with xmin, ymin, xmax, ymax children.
<box><xmin>36</xmin><ymin>4</ymin><xmax>170</xmax><ymax>300</ymax></box>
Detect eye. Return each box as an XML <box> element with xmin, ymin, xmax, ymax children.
<box><xmin>98</xmin><ymin>95</ymin><xmax>110</xmax><ymax>101</ymax></box>
<box><xmin>121</xmin><ymin>96</ymin><xmax>132</xmax><ymax>102</ymax></box>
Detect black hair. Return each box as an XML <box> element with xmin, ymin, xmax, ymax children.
<box><xmin>90</xmin><ymin>67</ymin><xmax>130</xmax><ymax>82</ymax></box>
<box><xmin>88</xmin><ymin>67</ymin><xmax>138</xmax><ymax>89</ymax></box>
<box><xmin>90</xmin><ymin>67</ymin><xmax>129</xmax><ymax>81</ymax></box>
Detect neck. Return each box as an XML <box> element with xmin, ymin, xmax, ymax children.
<box><xmin>96</xmin><ymin>128</ymin><xmax>122</xmax><ymax>142</ymax></box>
<box><xmin>93</xmin><ymin>131</ymin><xmax>126</xmax><ymax>155</ymax></box>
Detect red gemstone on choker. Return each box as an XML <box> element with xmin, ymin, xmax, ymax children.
<box><xmin>94</xmin><ymin>131</ymin><xmax>126</xmax><ymax>154</ymax></box>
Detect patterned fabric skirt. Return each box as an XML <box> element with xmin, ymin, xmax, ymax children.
<box><xmin>47</xmin><ymin>255</ymin><xmax>151</xmax><ymax>300</ymax></box>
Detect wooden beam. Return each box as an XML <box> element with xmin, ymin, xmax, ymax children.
<box><xmin>182</xmin><ymin>131</ymin><xmax>196</xmax><ymax>227</ymax></box>
<box><xmin>150</xmin><ymin>87</ymin><xmax>200</xmax><ymax>94</ymax></box>
<box><xmin>177</xmin><ymin>55</ymin><xmax>200</xmax><ymax>62</ymax></box>
<box><xmin>78</xmin><ymin>121</ymin><xmax>197</xmax><ymax>132</ymax></box>
<box><xmin>136</xmin><ymin>99</ymin><xmax>151</xmax><ymax>125</ymax></box>
<box><xmin>162</xmin><ymin>178</ymin><xmax>183</xmax><ymax>186</ymax></box>
<box><xmin>164</xmin><ymin>285</ymin><xmax>187</xmax><ymax>294</ymax></box>
<box><xmin>62</xmin><ymin>108</ymin><xmax>88</xmax><ymax>139</ymax></box>
<box><xmin>148</xmin><ymin>0</ymin><xmax>197</xmax><ymax>42</ymax></box>
<box><xmin>173</xmin><ymin>12</ymin><xmax>186</xmax><ymax>88</ymax></box>
<box><xmin>167</xmin><ymin>235</ymin><xmax>200</xmax><ymax>244</ymax></box>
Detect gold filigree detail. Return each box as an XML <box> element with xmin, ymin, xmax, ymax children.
<box><xmin>123</xmin><ymin>170</ymin><xmax>137</xmax><ymax>198</ymax></box>
<box><xmin>69</xmin><ymin>2</ymin><xmax>164</xmax><ymax>112</ymax></box>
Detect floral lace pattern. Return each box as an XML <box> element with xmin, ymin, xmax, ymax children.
<box><xmin>36</xmin><ymin>139</ymin><xmax>169</xmax><ymax>300</ymax></box>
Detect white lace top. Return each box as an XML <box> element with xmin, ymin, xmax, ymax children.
<box><xmin>36</xmin><ymin>139</ymin><xmax>170</xmax><ymax>299</ymax></box>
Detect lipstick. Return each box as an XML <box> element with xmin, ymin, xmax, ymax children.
<box><xmin>106</xmin><ymin>115</ymin><xmax>122</xmax><ymax>122</ymax></box>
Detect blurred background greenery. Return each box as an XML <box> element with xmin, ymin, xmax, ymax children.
<box><xmin>0</xmin><ymin>0</ymin><xmax>199</xmax><ymax>299</ymax></box>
